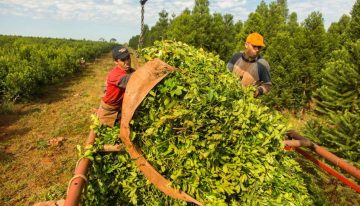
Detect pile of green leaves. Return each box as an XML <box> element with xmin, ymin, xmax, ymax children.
<box><xmin>84</xmin><ymin>41</ymin><xmax>312</xmax><ymax>205</ymax></box>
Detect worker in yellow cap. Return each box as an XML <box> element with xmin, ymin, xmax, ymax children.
<box><xmin>227</xmin><ymin>32</ymin><xmax>271</xmax><ymax>97</ymax></box>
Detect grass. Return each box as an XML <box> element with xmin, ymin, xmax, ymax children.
<box><xmin>0</xmin><ymin>99</ymin><xmax>15</xmax><ymax>115</ymax></box>
<box><xmin>281</xmin><ymin>109</ymin><xmax>316</xmax><ymax>132</ymax></box>
<box><xmin>0</xmin><ymin>53</ymin><xmax>114</xmax><ymax>206</ymax></box>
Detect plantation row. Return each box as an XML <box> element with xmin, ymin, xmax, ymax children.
<box><xmin>0</xmin><ymin>35</ymin><xmax>116</xmax><ymax>100</ymax></box>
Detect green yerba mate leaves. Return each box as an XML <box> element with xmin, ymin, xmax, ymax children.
<box><xmin>83</xmin><ymin>41</ymin><xmax>313</xmax><ymax>205</ymax></box>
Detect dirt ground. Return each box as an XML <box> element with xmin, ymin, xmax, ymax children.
<box><xmin>0</xmin><ymin>53</ymin><xmax>114</xmax><ymax>205</ymax></box>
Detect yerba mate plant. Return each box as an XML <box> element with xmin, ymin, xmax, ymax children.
<box><xmin>83</xmin><ymin>41</ymin><xmax>312</xmax><ymax>206</ymax></box>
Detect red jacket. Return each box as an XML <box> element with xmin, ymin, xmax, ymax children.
<box><xmin>102</xmin><ymin>66</ymin><xmax>129</xmax><ymax>107</ymax></box>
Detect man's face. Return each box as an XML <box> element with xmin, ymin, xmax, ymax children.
<box><xmin>116</xmin><ymin>57</ymin><xmax>131</xmax><ymax>70</ymax></box>
<box><xmin>245</xmin><ymin>42</ymin><xmax>262</xmax><ymax>58</ymax></box>
<box><xmin>123</xmin><ymin>57</ymin><xmax>131</xmax><ymax>68</ymax></box>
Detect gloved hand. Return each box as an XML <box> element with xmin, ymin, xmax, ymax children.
<box><xmin>254</xmin><ymin>87</ymin><xmax>264</xmax><ymax>98</ymax></box>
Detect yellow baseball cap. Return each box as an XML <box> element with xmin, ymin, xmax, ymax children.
<box><xmin>246</xmin><ymin>32</ymin><xmax>265</xmax><ymax>47</ymax></box>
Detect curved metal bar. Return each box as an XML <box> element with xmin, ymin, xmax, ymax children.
<box><xmin>295</xmin><ymin>147</ymin><xmax>360</xmax><ymax>193</ymax></box>
<box><xmin>287</xmin><ymin>130</ymin><xmax>360</xmax><ymax>180</ymax></box>
<box><xmin>283</xmin><ymin>139</ymin><xmax>313</xmax><ymax>147</ymax></box>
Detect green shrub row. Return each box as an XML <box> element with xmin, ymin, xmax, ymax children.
<box><xmin>0</xmin><ymin>35</ymin><xmax>116</xmax><ymax>100</ymax></box>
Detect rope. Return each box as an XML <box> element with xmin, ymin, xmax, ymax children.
<box><xmin>65</xmin><ymin>157</ymin><xmax>89</xmax><ymax>196</ymax></box>
<box><xmin>75</xmin><ymin>157</ymin><xmax>85</xmax><ymax>169</ymax></box>
<box><xmin>66</xmin><ymin>174</ymin><xmax>88</xmax><ymax>196</ymax></box>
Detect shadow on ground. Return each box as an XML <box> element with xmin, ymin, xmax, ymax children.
<box><xmin>0</xmin><ymin>64</ymin><xmax>98</xmax><ymax>143</ymax></box>
<box><xmin>0</xmin><ymin>150</ymin><xmax>14</xmax><ymax>163</ymax></box>
<box><xmin>33</xmin><ymin>68</ymin><xmax>97</xmax><ymax>104</ymax></box>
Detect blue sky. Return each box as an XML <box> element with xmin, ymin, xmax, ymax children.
<box><xmin>0</xmin><ymin>0</ymin><xmax>356</xmax><ymax>43</ymax></box>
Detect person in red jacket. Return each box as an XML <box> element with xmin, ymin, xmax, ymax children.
<box><xmin>97</xmin><ymin>45</ymin><xmax>134</xmax><ymax>127</ymax></box>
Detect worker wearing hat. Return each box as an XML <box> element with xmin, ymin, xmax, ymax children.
<box><xmin>227</xmin><ymin>32</ymin><xmax>271</xmax><ymax>97</ymax></box>
<box><xmin>96</xmin><ymin>45</ymin><xmax>135</xmax><ymax>126</ymax></box>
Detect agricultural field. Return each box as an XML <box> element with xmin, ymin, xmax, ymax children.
<box><xmin>1</xmin><ymin>0</ymin><xmax>359</xmax><ymax>205</ymax></box>
<box><xmin>0</xmin><ymin>38</ymin><xmax>358</xmax><ymax>206</ymax></box>
<box><xmin>0</xmin><ymin>36</ymin><xmax>116</xmax><ymax>205</ymax></box>
<box><xmin>0</xmin><ymin>35</ymin><xmax>116</xmax><ymax>101</ymax></box>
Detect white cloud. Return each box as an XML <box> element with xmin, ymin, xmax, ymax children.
<box><xmin>212</xmin><ymin>0</ymin><xmax>247</xmax><ymax>9</ymax></box>
<box><xmin>0</xmin><ymin>0</ymin><xmax>139</xmax><ymax>22</ymax></box>
<box><xmin>0</xmin><ymin>0</ymin><xmax>356</xmax><ymax>25</ymax></box>
<box><xmin>142</xmin><ymin>0</ymin><xmax>194</xmax><ymax>25</ymax></box>
<box><xmin>288</xmin><ymin>0</ymin><xmax>355</xmax><ymax>27</ymax></box>
<box><xmin>210</xmin><ymin>0</ymin><xmax>251</xmax><ymax>22</ymax></box>
<box><xmin>0</xmin><ymin>0</ymin><xmax>356</xmax><ymax>42</ymax></box>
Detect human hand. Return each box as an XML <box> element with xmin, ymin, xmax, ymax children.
<box><xmin>254</xmin><ymin>87</ymin><xmax>264</xmax><ymax>98</ymax></box>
